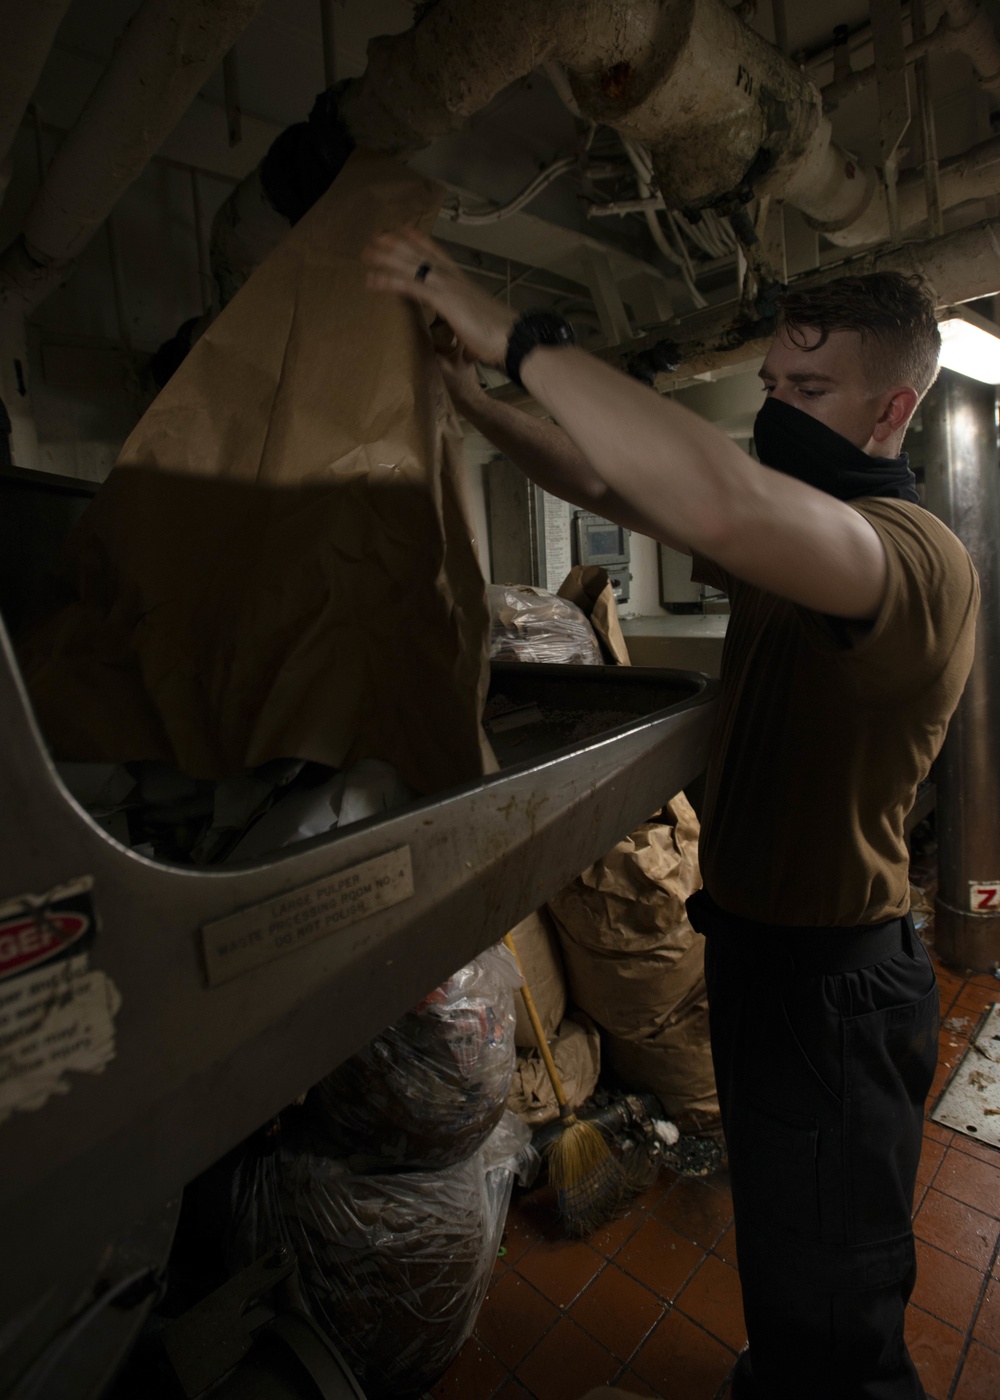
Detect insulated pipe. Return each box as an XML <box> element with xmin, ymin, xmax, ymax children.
<box><xmin>0</xmin><ymin>0</ymin><xmax>74</xmax><ymax>181</ymax></box>
<box><xmin>0</xmin><ymin>0</ymin><xmax>267</xmax><ymax>316</ymax></box>
<box><xmin>940</xmin><ymin>0</ymin><xmax>1000</xmax><ymax>94</ymax></box>
<box><xmin>816</xmin><ymin>132</ymin><xmax>1000</xmax><ymax>247</ymax></box>
<box><xmin>338</xmin><ymin>0</ymin><xmax>879</xmax><ymax>237</ymax></box>
<box><xmin>921</xmin><ymin>370</ymin><xmax>1000</xmax><ymax>972</ymax></box>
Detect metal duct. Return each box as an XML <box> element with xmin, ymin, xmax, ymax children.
<box><xmin>0</xmin><ymin>0</ymin><xmax>268</xmax><ymax>317</ymax></box>
<box><xmin>0</xmin><ymin>0</ymin><xmax>74</xmax><ymax>187</ymax></box>
<box><xmin>921</xmin><ymin>369</ymin><xmax>1000</xmax><ymax>972</ymax></box>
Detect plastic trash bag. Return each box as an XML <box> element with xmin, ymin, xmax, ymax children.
<box><xmin>487</xmin><ymin>584</ymin><xmax>602</xmax><ymax>666</ymax></box>
<box><xmin>228</xmin><ymin>1113</ymin><xmax>532</xmax><ymax>1400</ymax></box>
<box><xmin>312</xmin><ymin>944</ymin><xmax>519</xmax><ymax>1170</ymax></box>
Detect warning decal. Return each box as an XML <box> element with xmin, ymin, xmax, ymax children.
<box><xmin>969</xmin><ymin>881</ymin><xmax>1000</xmax><ymax>913</ymax></box>
<box><xmin>0</xmin><ymin>878</ymin><xmax>121</xmax><ymax>1125</ymax></box>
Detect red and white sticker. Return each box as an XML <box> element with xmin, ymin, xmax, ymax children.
<box><xmin>969</xmin><ymin>881</ymin><xmax>1000</xmax><ymax>913</ymax></box>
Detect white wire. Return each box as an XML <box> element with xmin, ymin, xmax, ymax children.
<box><xmin>621</xmin><ymin>137</ymin><xmax>707</xmax><ymax>307</ymax></box>
<box><xmin>442</xmin><ymin>156</ymin><xmax>578</xmax><ymax>225</ymax></box>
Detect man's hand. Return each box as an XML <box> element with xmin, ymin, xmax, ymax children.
<box><xmin>437</xmin><ymin>346</ymin><xmax>486</xmax><ymax>412</ymax></box>
<box><xmin>363</xmin><ymin>228</ymin><xmax>516</xmax><ymax>366</ymax></box>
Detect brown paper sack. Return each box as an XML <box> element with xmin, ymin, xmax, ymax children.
<box><xmin>18</xmin><ymin>151</ymin><xmax>492</xmax><ymax>794</ymax></box>
<box><xmin>557</xmin><ymin>565</ymin><xmax>631</xmax><ymax>666</ymax></box>
<box><xmin>507</xmin><ymin>1016</ymin><xmax>600</xmax><ymax>1127</ymax></box>
<box><xmin>547</xmin><ymin>793</ymin><xmax>720</xmax><ymax>1133</ymax></box>
<box><xmin>508</xmin><ymin>908</ymin><xmax>567</xmax><ymax>1049</ymax></box>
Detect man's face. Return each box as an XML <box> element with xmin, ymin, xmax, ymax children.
<box><xmin>758</xmin><ymin>325</ymin><xmax>888</xmax><ymax>453</ymax></box>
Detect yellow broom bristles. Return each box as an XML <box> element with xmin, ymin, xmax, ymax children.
<box><xmin>546</xmin><ymin>1118</ymin><xmax>628</xmax><ymax>1236</ymax></box>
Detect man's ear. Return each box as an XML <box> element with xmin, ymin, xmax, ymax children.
<box><xmin>872</xmin><ymin>385</ymin><xmax>918</xmax><ymax>444</ymax></box>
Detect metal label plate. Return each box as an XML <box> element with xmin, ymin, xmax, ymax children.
<box><xmin>201</xmin><ymin>847</ymin><xmax>414</xmax><ymax>987</ymax></box>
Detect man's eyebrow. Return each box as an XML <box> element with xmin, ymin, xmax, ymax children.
<box><xmin>758</xmin><ymin>369</ymin><xmax>838</xmax><ymax>384</ymax></box>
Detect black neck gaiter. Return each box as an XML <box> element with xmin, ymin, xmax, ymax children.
<box><xmin>752</xmin><ymin>395</ymin><xmax>918</xmax><ymax>504</ymax></box>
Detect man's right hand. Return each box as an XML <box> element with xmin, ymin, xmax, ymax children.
<box><xmin>437</xmin><ymin>346</ymin><xmax>485</xmax><ymax>413</ymax></box>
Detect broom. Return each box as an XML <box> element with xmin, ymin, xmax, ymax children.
<box><xmin>503</xmin><ymin>932</ymin><xmax>626</xmax><ymax>1235</ymax></box>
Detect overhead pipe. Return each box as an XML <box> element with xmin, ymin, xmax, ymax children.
<box><xmin>335</xmin><ymin>0</ymin><xmax>882</xmax><ymax>246</ymax></box>
<box><xmin>0</xmin><ymin>0</ymin><xmax>74</xmax><ymax>191</ymax></box>
<box><xmin>823</xmin><ymin>0</ymin><xmax>1000</xmax><ymax>109</ymax></box>
<box><xmin>0</xmin><ymin>0</ymin><xmax>268</xmax><ymax>317</ymax></box>
<box><xmin>581</xmin><ymin>217</ymin><xmax>1000</xmax><ymax>388</ymax></box>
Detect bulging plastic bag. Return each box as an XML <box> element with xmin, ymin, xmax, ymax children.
<box><xmin>228</xmin><ymin>1113</ymin><xmax>532</xmax><ymax>1400</ymax></box>
<box><xmin>487</xmin><ymin>584</ymin><xmax>602</xmax><ymax>666</ymax></box>
<box><xmin>312</xmin><ymin>945</ymin><xmax>519</xmax><ymax>1170</ymax></box>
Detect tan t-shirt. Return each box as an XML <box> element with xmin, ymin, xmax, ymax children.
<box><xmin>692</xmin><ymin>498</ymin><xmax>979</xmax><ymax>926</ymax></box>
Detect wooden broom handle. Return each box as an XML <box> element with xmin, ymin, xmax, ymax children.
<box><xmin>503</xmin><ymin>932</ymin><xmax>570</xmax><ymax>1112</ymax></box>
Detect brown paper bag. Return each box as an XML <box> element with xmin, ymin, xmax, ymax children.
<box><xmin>547</xmin><ymin>793</ymin><xmax>720</xmax><ymax>1133</ymax></box>
<box><xmin>508</xmin><ymin>908</ymin><xmax>567</xmax><ymax>1049</ymax></box>
<box><xmin>19</xmin><ymin>151</ymin><xmax>492</xmax><ymax>794</ymax></box>
<box><xmin>507</xmin><ymin>1016</ymin><xmax>600</xmax><ymax>1127</ymax></box>
<box><xmin>557</xmin><ymin>565</ymin><xmax>631</xmax><ymax>665</ymax></box>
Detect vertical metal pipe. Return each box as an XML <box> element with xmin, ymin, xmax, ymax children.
<box><xmin>189</xmin><ymin>169</ymin><xmax>212</xmax><ymax>315</ymax></box>
<box><xmin>223</xmin><ymin>47</ymin><xmax>242</xmax><ymax>147</ymax></box>
<box><xmin>320</xmin><ymin>0</ymin><xmax>338</xmax><ymax>88</ymax></box>
<box><xmin>922</xmin><ymin>369</ymin><xmax>1000</xmax><ymax>971</ymax></box>
<box><xmin>771</xmin><ymin>0</ymin><xmax>789</xmax><ymax>55</ymax></box>
<box><xmin>911</xmin><ymin>0</ymin><xmax>945</xmax><ymax>237</ymax></box>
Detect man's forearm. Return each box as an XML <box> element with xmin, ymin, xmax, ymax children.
<box><xmin>457</xmin><ymin>390</ymin><xmax>666</xmax><ymax>538</ymax></box>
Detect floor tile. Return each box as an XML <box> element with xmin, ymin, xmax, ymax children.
<box><xmin>973</xmin><ymin>1275</ymin><xmax>1000</xmax><ymax>1352</ymax></box>
<box><xmin>914</xmin><ymin>1188</ymin><xmax>1000</xmax><ymax>1271</ymax></box>
<box><xmin>615</xmin><ymin>1216</ymin><xmax>706</xmax><ymax>1302</ymax></box>
<box><xmin>950</xmin><ymin>1133</ymin><xmax>1000</xmax><ymax>1167</ymax></box>
<box><xmin>912</xmin><ymin>1239</ymin><xmax>984</xmax><ymax>1333</ymax></box>
<box><xmin>967</xmin><ymin>972</ymin><xmax>1000</xmax><ymax>992</ymax></box>
<box><xmin>933</xmin><ymin>964</ymin><xmax>968</xmax><ymax>1004</ymax></box>
<box><xmin>611</xmin><ymin>1374</ymin><xmax>658</xmax><ymax>1398</ymax></box>
<box><xmin>675</xmin><ymin>1254</ymin><xmax>746</xmax><ymax>1354</ymax></box>
<box><xmin>929</xmin><ymin>1060</ymin><xmax>955</xmax><ymax>1101</ymax></box>
<box><xmin>904</xmin><ymin>1306</ymin><xmax>965</xmax><ymax>1400</ymax></box>
<box><xmin>653</xmin><ymin>1178</ymin><xmax>733</xmax><ymax>1250</ymax></box>
<box><xmin>516</xmin><ymin>1235</ymin><xmax>607</xmax><ymax>1310</ymax></box>
<box><xmin>952</xmin><ymin>1341</ymin><xmax>1000</xmax><ymax>1400</ymax></box>
<box><xmin>954</xmin><ymin>986</ymin><xmax>999</xmax><ymax>1019</ymax></box>
<box><xmin>475</xmin><ymin>1271</ymin><xmax>560</xmax><ymax>1370</ymax></box>
<box><xmin>939</xmin><ymin>1027</ymin><xmax>968</xmax><ymax>1070</ymax></box>
<box><xmin>629</xmin><ymin>1171</ymin><xmax>673</xmax><ymax>1214</ymax></box>
<box><xmin>631</xmin><ymin>1308</ymin><xmax>737</xmax><ymax>1397</ymax></box>
<box><xmin>431</xmin><ymin>1336</ymin><xmax>508</xmax><ymax>1400</ymax></box>
<box><xmin>491</xmin><ymin>1381</ymin><xmax>534</xmax><ymax>1400</ymax></box>
<box><xmin>917</xmin><ymin>1136</ymin><xmax>946</xmax><ymax>1189</ymax></box>
<box><xmin>923</xmin><ymin>1119</ymin><xmax>956</xmax><ymax>1148</ymax></box>
<box><xmin>570</xmin><ymin>1263</ymin><xmax>665</xmax><ymax>1364</ymax></box>
<box><xmin>587</xmin><ymin>1207</ymin><xmax>647</xmax><ymax>1260</ymax></box>
<box><xmin>713</xmin><ymin>1223</ymin><xmax>738</xmax><ymax>1268</ymax></box>
<box><xmin>935</xmin><ymin>1148</ymin><xmax>1000</xmax><ymax>1218</ymax></box>
<box><xmin>502</xmin><ymin>1203</ymin><xmax>550</xmax><ymax>1265</ymax></box>
<box><xmin>514</xmin><ymin>1316</ymin><xmax>619</xmax><ymax>1400</ymax></box>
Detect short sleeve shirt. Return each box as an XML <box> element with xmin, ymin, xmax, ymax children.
<box><xmin>692</xmin><ymin>498</ymin><xmax>979</xmax><ymax>926</ymax></box>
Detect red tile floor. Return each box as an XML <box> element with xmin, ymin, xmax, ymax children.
<box><xmin>434</xmin><ymin>953</ymin><xmax>1000</xmax><ymax>1400</ymax></box>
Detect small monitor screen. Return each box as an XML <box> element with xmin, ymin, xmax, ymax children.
<box><xmin>586</xmin><ymin>526</ymin><xmax>622</xmax><ymax>556</ymax></box>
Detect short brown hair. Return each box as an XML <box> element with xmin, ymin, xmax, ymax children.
<box><xmin>779</xmin><ymin>272</ymin><xmax>941</xmax><ymax>400</ymax></box>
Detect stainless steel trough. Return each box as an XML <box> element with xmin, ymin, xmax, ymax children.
<box><xmin>0</xmin><ymin>632</ymin><xmax>717</xmax><ymax>1389</ymax></box>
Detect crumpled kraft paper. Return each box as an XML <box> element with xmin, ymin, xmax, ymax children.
<box><xmin>557</xmin><ymin>565</ymin><xmax>631</xmax><ymax>666</ymax></box>
<box><xmin>507</xmin><ymin>1016</ymin><xmax>601</xmax><ymax>1127</ymax></box>
<box><xmin>507</xmin><ymin>907</ymin><xmax>567</xmax><ymax>1050</ymax></box>
<box><xmin>19</xmin><ymin>151</ymin><xmax>493</xmax><ymax>794</ymax></box>
<box><xmin>547</xmin><ymin>793</ymin><xmax>719</xmax><ymax>1132</ymax></box>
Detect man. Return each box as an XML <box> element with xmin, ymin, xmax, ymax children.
<box><xmin>364</xmin><ymin>230</ymin><xmax>979</xmax><ymax>1399</ymax></box>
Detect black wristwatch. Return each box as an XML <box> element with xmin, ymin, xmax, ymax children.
<box><xmin>504</xmin><ymin>311</ymin><xmax>576</xmax><ymax>388</ymax></box>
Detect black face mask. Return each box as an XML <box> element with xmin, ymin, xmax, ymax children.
<box><xmin>752</xmin><ymin>395</ymin><xmax>918</xmax><ymax>504</ymax></box>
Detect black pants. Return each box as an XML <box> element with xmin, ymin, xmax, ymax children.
<box><xmin>688</xmin><ymin>891</ymin><xmax>939</xmax><ymax>1400</ymax></box>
